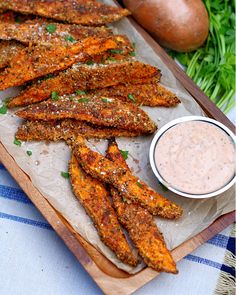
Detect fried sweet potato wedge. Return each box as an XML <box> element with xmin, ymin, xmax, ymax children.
<box><xmin>0</xmin><ymin>40</ymin><xmax>25</xmax><ymax>69</ymax></box>
<box><xmin>16</xmin><ymin>119</ymin><xmax>143</xmax><ymax>141</ymax></box>
<box><xmin>16</xmin><ymin>96</ymin><xmax>157</xmax><ymax>134</ymax></box>
<box><xmin>69</xmin><ymin>154</ymin><xmax>138</xmax><ymax>267</ymax></box>
<box><xmin>8</xmin><ymin>60</ymin><xmax>160</xmax><ymax>108</ymax></box>
<box><xmin>106</xmin><ymin>140</ymin><xmax>177</xmax><ymax>273</ymax></box>
<box><xmin>91</xmin><ymin>81</ymin><xmax>181</xmax><ymax>107</ymax></box>
<box><xmin>0</xmin><ymin>0</ymin><xmax>130</xmax><ymax>26</ymax></box>
<box><xmin>0</xmin><ymin>22</ymin><xmax>112</xmax><ymax>46</ymax></box>
<box><xmin>71</xmin><ymin>137</ymin><xmax>183</xmax><ymax>218</ymax></box>
<box><xmin>0</xmin><ymin>36</ymin><xmax>118</xmax><ymax>90</ymax></box>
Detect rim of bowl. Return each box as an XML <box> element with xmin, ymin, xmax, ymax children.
<box><xmin>149</xmin><ymin>116</ymin><xmax>236</xmax><ymax>199</ymax></box>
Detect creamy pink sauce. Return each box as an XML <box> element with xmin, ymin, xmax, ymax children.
<box><xmin>155</xmin><ymin>121</ymin><xmax>235</xmax><ymax>194</ymax></box>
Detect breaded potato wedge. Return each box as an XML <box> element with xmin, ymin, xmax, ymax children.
<box><xmin>16</xmin><ymin>96</ymin><xmax>157</xmax><ymax>134</ymax></box>
<box><xmin>0</xmin><ymin>40</ymin><xmax>25</xmax><ymax>69</ymax></box>
<box><xmin>71</xmin><ymin>137</ymin><xmax>183</xmax><ymax>219</ymax></box>
<box><xmin>69</xmin><ymin>154</ymin><xmax>138</xmax><ymax>267</ymax></box>
<box><xmin>91</xmin><ymin>81</ymin><xmax>181</xmax><ymax>107</ymax></box>
<box><xmin>8</xmin><ymin>60</ymin><xmax>160</xmax><ymax>108</ymax></box>
<box><xmin>0</xmin><ymin>36</ymin><xmax>118</xmax><ymax>90</ymax></box>
<box><xmin>16</xmin><ymin>119</ymin><xmax>143</xmax><ymax>141</ymax></box>
<box><xmin>0</xmin><ymin>22</ymin><xmax>112</xmax><ymax>46</ymax></box>
<box><xmin>0</xmin><ymin>0</ymin><xmax>130</xmax><ymax>26</ymax></box>
<box><xmin>106</xmin><ymin>140</ymin><xmax>177</xmax><ymax>273</ymax></box>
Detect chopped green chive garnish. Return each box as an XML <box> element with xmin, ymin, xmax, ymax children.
<box><xmin>46</xmin><ymin>23</ymin><xmax>57</xmax><ymax>34</ymax></box>
<box><xmin>14</xmin><ymin>138</ymin><xmax>22</xmax><ymax>146</ymax></box>
<box><xmin>132</xmin><ymin>42</ymin><xmax>136</xmax><ymax>48</ymax></box>
<box><xmin>159</xmin><ymin>182</ymin><xmax>168</xmax><ymax>192</ymax></box>
<box><xmin>69</xmin><ymin>96</ymin><xmax>74</xmax><ymax>101</ymax></box>
<box><xmin>127</xmin><ymin>93</ymin><xmax>136</xmax><ymax>102</ymax></box>
<box><xmin>78</xmin><ymin>98</ymin><xmax>89</xmax><ymax>103</ymax></box>
<box><xmin>0</xmin><ymin>105</ymin><xmax>7</xmax><ymax>115</ymax></box>
<box><xmin>136</xmin><ymin>181</ymin><xmax>143</xmax><ymax>188</ymax></box>
<box><xmin>109</xmin><ymin>49</ymin><xmax>123</xmax><ymax>54</ymax></box>
<box><xmin>119</xmin><ymin>149</ymin><xmax>129</xmax><ymax>160</ymax></box>
<box><xmin>14</xmin><ymin>16</ymin><xmax>22</xmax><ymax>23</ymax></box>
<box><xmin>101</xmin><ymin>98</ymin><xmax>111</xmax><ymax>103</ymax></box>
<box><xmin>61</xmin><ymin>171</ymin><xmax>70</xmax><ymax>179</ymax></box>
<box><xmin>106</xmin><ymin>57</ymin><xmax>116</xmax><ymax>61</ymax></box>
<box><xmin>26</xmin><ymin>150</ymin><xmax>32</xmax><ymax>156</ymax></box>
<box><xmin>64</xmin><ymin>35</ymin><xmax>76</xmax><ymax>42</ymax></box>
<box><xmin>86</xmin><ymin>60</ymin><xmax>94</xmax><ymax>65</ymax></box>
<box><xmin>51</xmin><ymin>91</ymin><xmax>59</xmax><ymax>100</ymax></box>
<box><xmin>129</xmin><ymin>51</ymin><xmax>136</xmax><ymax>57</ymax></box>
<box><xmin>76</xmin><ymin>90</ymin><xmax>87</xmax><ymax>95</ymax></box>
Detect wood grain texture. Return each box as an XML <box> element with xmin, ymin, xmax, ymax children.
<box><xmin>0</xmin><ymin>1</ymin><xmax>235</xmax><ymax>293</ymax></box>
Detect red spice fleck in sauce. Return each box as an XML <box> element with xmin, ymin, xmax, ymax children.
<box><xmin>155</xmin><ymin>121</ymin><xmax>235</xmax><ymax>194</ymax></box>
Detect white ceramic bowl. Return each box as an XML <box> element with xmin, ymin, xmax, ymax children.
<box><xmin>149</xmin><ymin>116</ymin><xmax>236</xmax><ymax>199</ymax></box>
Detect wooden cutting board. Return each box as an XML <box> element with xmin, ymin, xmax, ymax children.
<box><xmin>0</xmin><ymin>1</ymin><xmax>235</xmax><ymax>294</ymax></box>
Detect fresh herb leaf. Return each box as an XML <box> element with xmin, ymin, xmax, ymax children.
<box><xmin>129</xmin><ymin>51</ymin><xmax>136</xmax><ymax>57</ymax></box>
<box><xmin>122</xmin><ymin>197</ymin><xmax>127</xmax><ymax>203</ymax></box>
<box><xmin>127</xmin><ymin>93</ymin><xmax>136</xmax><ymax>102</ymax></box>
<box><xmin>46</xmin><ymin>23</ymin><xmax>57</xmax><ymax>34</ymax></box>
<box><xmin>14</xmin><ymin>138</ymin><xmax>22</xmax><ymax>146</ymax></box>
<box><xmin>51</xmin><ymin>91</ymin><xmax>59</xmax><ymax>100</ymax></box>
<box><xmin>136</xmin><ymin>180</ymin><xmax>143</xmax><ymax>188</ymax></box>
<box><xmin>106</xmin><ymin>57</ymin><xmax>116</xmax><ymax>61</ymax></box>
<box><xmin>109</xmin><ymin>49</ymin><xmax>123</xmax><ymax>54</ymax></box>
<box><xmin>78</xmin><ymin>98</ymin><xmax>89</xmax><ymax>103</ymax></box>
<box><xmin>86</xmin><ymin>60</ymin><xmax>94</xmax><ymax>65</ymax></box>
<box><xmin>26</xmin><ymin>150</ymin><xmax>32</xmax><ymax>156</ymax></box>
<box><xmin>76</xmin><ymin>90</ymin><xmax>87</xmax><ymax>95</ymax></box>
<box><xmin>119</xmin><ymin>149</ymin><xmax>129</xmax><ymax>160</ymax></box>
<box><xmin>101</xmin><ymin>98</ymin><xmax>112</xmax><ymax>103</ymax></box>
<box><xmin>132</xmin><ymin>42</ymin><xmax>136</xmax><ymax>48</ymax></box>
<box><xmin>0</xmin><ymin>105</ymin><xmax>7</xmax><ymax>115</ymax></box>
<box><xmin>64</xmin><ymin>35</ymin><xmax>76</xmax><ymax>42</ymax></box>
<box><xmin>61</xmin><ymin>171</ymin><xmax>70</xmax><ymax>179</ymax></box>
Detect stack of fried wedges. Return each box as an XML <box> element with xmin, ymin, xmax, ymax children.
<box><xmin>0</xmin><ymin>0</ymin><xmax>183</xmax><ymax>273</ymax></box>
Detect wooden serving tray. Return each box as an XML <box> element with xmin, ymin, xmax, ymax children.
<box><xmin>0</xmin><ymin>4</ymin><xmax>235</xmax><ymax>294</ymax></box>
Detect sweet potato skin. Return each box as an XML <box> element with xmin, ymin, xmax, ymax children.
<box><xmin>69</xmin><ymin>154</ymin><xmax>138</xmax><ymax>267</ymax></box>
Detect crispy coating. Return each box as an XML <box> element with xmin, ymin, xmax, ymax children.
<box><xmin>0</xmin><ymin>40</ymin><xmax>25</xmax><ymax>69</ymax></box>
<box><xmin>91</xmin><ymin>81</ymin><xmax>181</xmax><ymax>107</ymax></box>
<box><xmin>69</xmin><ymin>154</ymin><xmax>138</xmax><ymax>267</ymax></box>
<box><xmin>16</xmin><ymin>96</ymin><xmax>157</xmax><ymax>134</ymax></box>
<box><xmin>71</xmin><ymin>137</ymin><xmax>183</xmax><ymax>218</ymax></box>
<box><xmin>106</xmin><ymin>140</ymin><xmax>177</xmax><ymax>273</ymax></box>
<box><xmin>0</xmin><ymin>22</ymin><xmax>112</xmax><ymax>46</ymax></box>
<box><xmin>0</xmin><ymin>10</ymin><xmax>36</xmax><ymax>23</ymax></box>
<box><xmin>16</xmin><ymin>119</ymin><xmax>143</xmax><ymax>141</ymax></box>
<box><xmin>0</xmin><ymin>0</ymin><xmax>130</xmax><ymax>26</ymax></box>
<box><xmin>0</xmin><ymin>36</ymin><xmax>118</xmax><ymax>90</ymax></box>
<box><xmin>8</xmin><ymin>60</ymin><xmax>159</xmax><ymax>108</ymax></box>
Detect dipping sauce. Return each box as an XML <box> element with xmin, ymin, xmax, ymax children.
<box><xmin>154</xmin><ymin>121</ymin><xmax>236</xmax><ymax>194</ymax></box>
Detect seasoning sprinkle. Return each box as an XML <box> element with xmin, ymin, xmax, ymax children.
<box><xmin>119</xmin><ymin>150</ymin><xmax>129</xmax><ymax>160</ymax></box>
<box><xmin>51</xmin><ymin>91</ymin><xmax>59</xmax><ymax>100</ymax></box>
<box><xmin>109</xmin><ymin>49</ymin><xmax>123</xmax><ymax>54</ymax></box>
<box><xmin>86</xmin><ymin>60</ymin><xmax>94</xmax><ymax>65</ymax></box>
<box><xmin>46</xmin><ymin>23</ymin><xmax>57</xmax><ymax>34</ymax></box>
<box><xmin>61</xmin><ymin>171</ymin><xmax>70</xmax><ymax>179</ymax></box>
<box><xmin>76</xmin><ymin>90</ymin><xmax>87</xmax><ymax>95</ymax></box>
<box><xmin>101</xmin><ymin>98</ymin><xmax>111</xmax><ymax>103</ymax></box>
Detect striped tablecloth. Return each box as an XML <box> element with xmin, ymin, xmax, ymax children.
<box><xmin>0</xmin><ymin>162</ymin><xmax>235</xmax><ymax>295</ymax></box>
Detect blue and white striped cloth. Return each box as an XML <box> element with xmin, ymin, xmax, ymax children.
<box><xmin>0</xmin><ymin>162</ymin><xmax>235</xmax><ymax>295</ymax></box>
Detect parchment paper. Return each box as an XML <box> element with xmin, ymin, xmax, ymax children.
<box><xmin>0</xmin><ymin>0</ymin><xmax>235</xmax><ymax>274</ymax></box>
